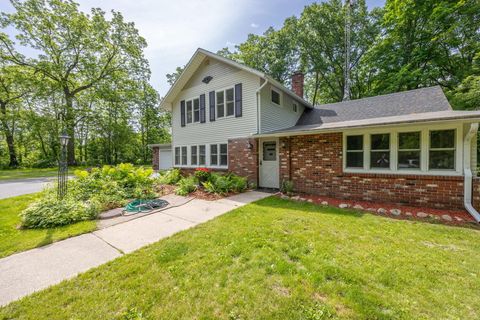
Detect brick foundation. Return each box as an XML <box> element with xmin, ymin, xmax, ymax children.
<box><xmin>228</xmin><ymin>137</ymin><xmax>258</xmax><ymax>185</ymax></box>
<box><xmin>152</xmin><ymin>147</ymin><xmax>159</xmax><ymax>170</ymax></box>
<box><xmin>279</xmin><ymin>133</ymin><xmax>470</xmax><ymax>210</ymax></box>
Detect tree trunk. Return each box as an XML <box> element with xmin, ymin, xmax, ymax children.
<box><xmin>0</xmin><ymin>102</ymin><xmax>19</xmax><ymax>167</ymax></box>
<box><xmin>64</xmin><ymin>92</ymin><xmax>76</xmax><ymax>165</ymax></box>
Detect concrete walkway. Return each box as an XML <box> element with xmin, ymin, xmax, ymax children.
<box><xmin>0</xmin><ymin>191</ymin><xmax>269</xmax><ymax>306</ymax></box>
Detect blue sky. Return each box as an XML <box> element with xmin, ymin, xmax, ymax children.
<box><xmin>0</xmin><ymin>0</ymin><xmax>385</xmax><ymax>95</ymax></box>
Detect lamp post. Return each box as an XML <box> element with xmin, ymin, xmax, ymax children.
<box><xmin>58</xmin><ymin>131</ymin><xmax>70</xmax><ymax>199</ymax></box>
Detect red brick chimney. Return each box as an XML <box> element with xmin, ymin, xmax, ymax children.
<box><xmin>291</xmin><ymin>71</ymin><xmax>304</xmax><ymax>98</ymax></box>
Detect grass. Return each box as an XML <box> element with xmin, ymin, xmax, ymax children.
<box><xmin>0</xmin><ymin>167</ymin><xmax>65</xmax><ymax>181</ymax></box>
<box><xmin>0</xmin><ymin>194</ymin><xmax>97</xmax><ymax>258</ymax></box>
<box><xmin>1</xmin><ymin>197</ymin><xmax>479</xmax><ymax>319</ymax></box>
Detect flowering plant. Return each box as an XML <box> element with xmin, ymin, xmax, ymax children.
<box><xmin>194</xmin><ymin>167</ymin><xmax>211</xmax><ymax>182</ymax></box>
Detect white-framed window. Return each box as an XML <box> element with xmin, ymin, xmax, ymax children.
<box><xmin>216</xmin><ymin>87</ymin><xmax>235</xmax><ymax>118</ymax></box>
<box><xmin>209</xmin><ymin>143</ymin><xmax>228</xmax><ymax>167</ymax></box>
<box><xmin>271</xmin><ymin>87</ymin><xmax>281</xmax><ymax>105</ymax></box>
<box><xmin>186</xmin><ymin>97</ymin><xmax>200</xmax><ymax>124</ymax></box>
<box><xmin>346</xmin><ymin>135</ymin><xmax>364</xmax><ymax>168</ymax></box>
<box><xmin>174</xmin><ymin>147</ymin><xmax>180</xmax><ymax>165</ymax></box>
<box><xmin>220</xmin><ymin>143</ymin><xmax>228</xmax><ymax>166</ymax></box>
<box><xmin>293</xmin><ymin>102</ymin><xmax>298</xmax><ymax>113</ymax></box>
<box><xmin>199</xmin><ymin>145</ymin><xmax>206</xmax><ymax>166</ymax></box>
<box><xmin>181</xmin><ymin>146</ymin><xmax>187</xmax><ymax>165</ymax></box>
<box><xmin>398</xmin><ymin>131</ymin><xmax>421</xmax><ymax>170</ymax></box>
<box><xmin>343</xmin><ymin>124</ymin><xmax>462</xmax><ymax>175</ymax></box>
<box><xmin>191</xmin><ymin>145</ymin><xmax>198</xmax><ymax>166</ymax></box>
<box><xmin>429</xmin><ymin>129</ymin><xmax>455</xmax><ymax>170</ymax></box>
<box><xmin>370</xmin><ymin>133</ymin><xmax>390</xmax><ymax>169</ymax></box>
<box><xmin>210</xmin><ymin>144</ymin><xmax>218</xmax><ymax>166</ymax></box>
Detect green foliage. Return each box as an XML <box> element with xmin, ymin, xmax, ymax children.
<box><xmin>175</xmin><ymin>176</ymin><xmax>197</xmax><ymax>196</ymax></box>
<box><xmin>194</xmin><ymin>168</ymin><xmax>211</xmax><ymax>183</ymax></box>
<box><xmin>157</xmin><ymin>168</ymin><xmax>182</xmax><ymax>185</ymax></box>
<box><xmin>281</xmin><ymin>180</ymin><xmax>294</xmax><ymax>195</ymax></box>
<box><xmin>202</xmin><ymin>173</ymin><xmax>247</xmax><ymax>195</ymax></box>
<box><xmin>21</xmin><ymin>164</ymin><xmax>157</xmax><ymax>228</ymax></box>
<box><xmin>20</xmin><ymin>193</ymin><xmax>99</xmax><ymax>229</ymax></box>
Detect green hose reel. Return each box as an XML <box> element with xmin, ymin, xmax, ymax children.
<box><xmin>123</xmin><ymin>199</ymin><xmax>169</xmax><ymax>215</ymax></box>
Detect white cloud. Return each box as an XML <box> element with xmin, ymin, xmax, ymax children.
<box><xmin>250</xmin><ymin>22</ymin><xmax>259</xmax><ymax>28</ymax></box>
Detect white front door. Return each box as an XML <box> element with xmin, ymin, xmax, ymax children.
<box><xmin>259</xmin><ymin>138</ymin><xmax>279</xmax><ymax>188</ymax></box>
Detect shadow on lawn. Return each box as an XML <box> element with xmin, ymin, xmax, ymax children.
<box><xmin>36</xmin><ymin>228</ymin><xmax>54</xmax><ymax>248</ymax></box>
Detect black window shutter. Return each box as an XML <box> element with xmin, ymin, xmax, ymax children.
<box><xmin>209</xmin><ymin>91</ymin><xmax>215</xmax><ymax>121</ymax></box>
<box><xmin>180</xmin><ymin>100</ymin><xmax>186</xmax><ymax>127</ymax></box>
<box><xmin>200</xmin><ymin>94</ymin><xmax>206</xmax><ymax>123</ymax></box>
<box><xmin>235</xmin><ymin>83</ymin><xmax>242</xmax><ymax>117</ymax></box>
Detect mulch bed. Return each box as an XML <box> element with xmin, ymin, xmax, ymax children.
<box><xmin>278</xmin><ymin>192</ymin><xmax>477</xmax><ymax>226</ymax></box>
<box><xmin>156</xmin><ymin>184</ymin><xmax>238</xmax><ymax>201</ymax></box>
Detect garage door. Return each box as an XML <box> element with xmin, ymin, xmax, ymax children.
<box><xmin>159</xmin><ymin>149</ymin><xmax>172</xmax><ymax>170</ymax></box>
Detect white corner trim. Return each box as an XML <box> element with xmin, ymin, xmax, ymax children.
<box><xmin>463</xmin><ymin>123</ymin><xmax>480</xmax><ymax>222</ymax></box>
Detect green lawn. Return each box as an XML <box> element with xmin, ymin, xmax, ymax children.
<box><xmin>0</xmin><ymin>194</ymin><xmax>97</xmax><ymax>258</ymax></box>
<box><xmin>1</xmin><ymin>197</ymin><xmax>479</xmax><ymax>319</ymax></box>
<box><xmin>0</xmin><ymin>167</ymin><xmax>62</xmax><ymax>181</ymax></box>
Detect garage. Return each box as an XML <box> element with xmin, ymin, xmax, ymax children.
<box><xmin>149</xmin><ymin>144</ymin><xmax>172</xmax><ymax>170</ymax></box>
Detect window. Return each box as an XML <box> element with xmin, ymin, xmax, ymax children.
<box><xmin>220</xmin><ymin>144</ymin><xmax>228</xmax><ymax>166</ymax></box>
<box><xmin>181</xmin><ymin>146</ymin><xmax>187</xmax><ymax>165</ymax></box>
<box><xmin>193</xmin><ymin>98</ymin><xmax>200</xmax><ymax>122</ymax></box>
<box><xmin>429</xmin><ymin>129</ymin><xmax>455</xmax><ymax>170</ymax></box>
<box><xmin>210</xmin><ymin>144</ymin><xmax>218</xmax><ymax>165</ymax></box>
<box><xmin>271</xmin><ymin>88</ymin><xmax>281</xmax><ymax>105</ymax></box>
<box><xmin>175</xmin><ymin>147</ymin><xmax>180</xmax><ymax>165</ymax></box>
<box><xmin>398</xmin><ymin>132</ymin><xmax>421</xmax><ymax>170</ymax></box>
<box><xmin>293</xmin><ymin>103</ymin><xmax>297</xmax><ymax>113</ymax></box>
<box><xmin>226</xmin><ymin>88</ymin><xmax>234</xmax><ymax>116</ymax></box>
<box><xmin>185</xmin><ymin>98</ymin><xmax>199</xmax><ymax>124</ymax></box>
<box><xmin>263</xmin><ymin>142</ymin><xmax>277</xmax><ymax>161</ymax></box>
<box><xmin>370</xmin><ymin>133</ymin><xmax>390</xmax><ymax>169</ymax></box>
<box><xmin>216</xmin><ymin>88</ymin><xmax>234</xmax><ymax>118</ymax></box>
<box><xmin>199</xmin><ymin>145</ymin><xmax>206</xmax><ymax>165</ymax></box>
<box><xmin>346</xmin><ymin>135</ymin><xmax>364</xmax><ymax>168</ymax></box>
<box><xmin>191</xmin><ymin>146</ymin><xmax>197</xmax><ymax>166</ymax></box>
<box><xmin>186</xmin><ymin>100</ymin><xmax>192</xmax><ymax>124</ymax></box>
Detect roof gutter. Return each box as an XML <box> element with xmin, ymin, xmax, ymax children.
<box><xmin>463</xmin><ymin>122</ymin><xmax>480</xmax><ymax>222</ymax></box>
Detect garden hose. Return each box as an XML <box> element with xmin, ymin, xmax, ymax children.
<box><xmin>122</xmin><ymin>199</ymin><xmax>169</xmax><ymax>216</ymax></box>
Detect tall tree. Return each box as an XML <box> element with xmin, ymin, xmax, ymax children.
<box><xmin>365</xmin><ymin>0</ymin><xmax>480</xmax><ymax>105</ymax></box>
<box><xmin>0</xmin><ymin>0</ymin><xmax>149</xmax><ymax>164</ymax></box>
<box><xmin>0</xmin><ymin>65</ymin><xmax>31</xmax><ymax>167</ymax></box>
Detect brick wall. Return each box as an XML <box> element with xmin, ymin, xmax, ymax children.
<box><xmin>228</xmin><ymin>137</ymin><xmax>258</xmax><ymax>185</ymax></box>
<box><xmin>279</xmin><ymin>133</ymin><xmax>467</xmax><ymax>210</ymax></box>
<box><xmin>152</xmin><ymin>146</ymin><xmax>159</xmax><ymax>170</ymax></box>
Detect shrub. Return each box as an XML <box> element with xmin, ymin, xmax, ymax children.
<box><xmin>21</xmin><ymin>163</ymin><xmax>158</xmax><ymax>229</ymax></box>
<box><xmin>194</xmin><ymin>167</ymin><xmax>210</xmax><ymax>183</ymax></box>
<box><xmin>21</xmin><ymin>193</ymin><xmax>99</xmax><ymax>228</ymax></box>
<box><xmin>157</xmin><ymin>168</ymin><xmax>182</xmax><ymax>185</ymax></box>
<box><xmin>202</xmin><ymin>172</ymin><xmax>247</xmax><ymax>195</ymax></box>
<box><xmin>175</xmin><ymin>176</ymin><xmax>197</xmax><ymax>196</ymax></box>
<box><xmin>281</xmin><ymin>180</ymin><xmax>294</xmax><ymax>195</ymax></box>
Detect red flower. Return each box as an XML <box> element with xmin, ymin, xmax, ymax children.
<box><xmin>196</xmin><ymin>167</ymin><xmax>210</xmax><ymax>172</ymax></box>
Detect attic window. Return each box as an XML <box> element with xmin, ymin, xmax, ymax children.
<box><xmin>271</xmin><ymin>88</ymin><xmax>281</xmax><ymax>105</ymax></box>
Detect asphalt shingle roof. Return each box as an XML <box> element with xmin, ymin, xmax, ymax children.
<box><xmin>296</xmin><ymin>86</ymin><xmax>452</xmax><ymax>126</ymax></box>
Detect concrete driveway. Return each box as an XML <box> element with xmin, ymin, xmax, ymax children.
<box><xmin>0</xmin><ymin>177</ymin><xmax>55</xmax><ymax>199</ymax></box>
<box><xmin>0</xmin><ymin>191</ymin><xmax>271</xmax><ymax>306</ymax></box>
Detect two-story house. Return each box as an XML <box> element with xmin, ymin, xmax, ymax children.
<box><xmin>155</xmin><ymin>48</ymin><xmax>480</xmax><ymax>222</ymax></box>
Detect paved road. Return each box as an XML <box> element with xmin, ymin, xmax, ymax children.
<box><xmin>0</xmin><ymin>191</ymin><xmax>270</xmax><ymax>306</ymax></box>
<box><xmin>0</xmin><ymin>177</ymin><xmax>56</xmax><ymax>199</ymax></box>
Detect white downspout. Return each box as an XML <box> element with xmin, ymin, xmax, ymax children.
<box><xmin>256</xmin><ymin>79</ymin><xmax>268</xmax><ymax>134</ymax></box>
<box><xmin>463</xmin><ymin>122</ymin><xmax>480</xmax><ymax>222</ymax></box>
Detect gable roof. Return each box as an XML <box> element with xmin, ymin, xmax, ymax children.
<box><xmin>159</xmin><ymin>48</ymin><xmax>313</xmax><ymax>110</ymax></box>
<box><xmin>256</xmin><ymin>86</ymin><xmax>480</xmax><ymax>137</ymax></box>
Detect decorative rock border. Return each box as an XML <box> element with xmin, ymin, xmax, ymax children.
<box><xmin>277</xmin><ymin>192</ymin><xmax>475</xmax><ymax>225</ymax></box>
